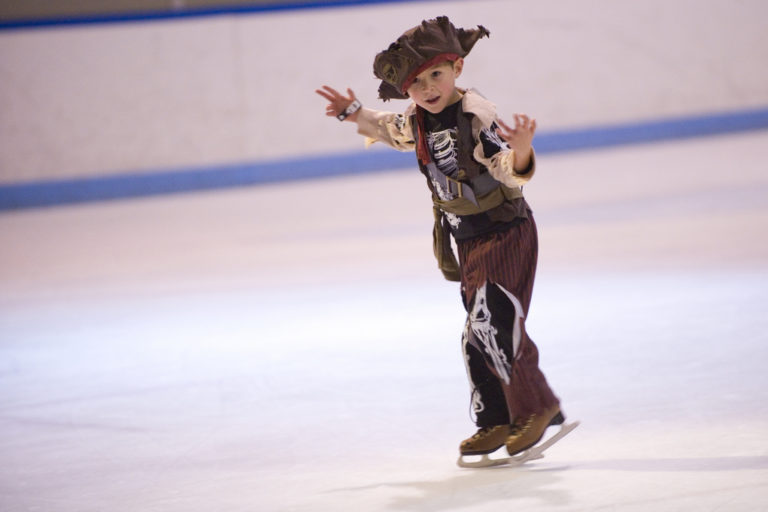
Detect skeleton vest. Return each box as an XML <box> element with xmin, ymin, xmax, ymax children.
<box><xmin>412</xmin><ymin>102</ymin><xmax>530</xmax><ymax>281</ymax></box>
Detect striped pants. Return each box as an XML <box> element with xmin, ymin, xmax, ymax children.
<box><xmin>456</xmin><ymin>215</ymin><xmax>560</xmax><ymax>427</ymax></box>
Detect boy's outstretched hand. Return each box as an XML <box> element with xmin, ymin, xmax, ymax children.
<box><xmin>316</xmin><ymin>85</ymin><xmax>360</xmax><ymax>123</ymax></box>
<box><xmin>497</xmin><ymin>114</ymin><xmax>537</xmax><ymax>171</ymax></box>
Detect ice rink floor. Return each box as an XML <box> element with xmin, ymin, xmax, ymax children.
<box><xmin>1</xmin><ymin>132</ymin><xmax>767</xmax><ymax>511</ymax></box>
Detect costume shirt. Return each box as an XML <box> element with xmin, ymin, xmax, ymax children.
<box><xmin>423</xmin><ymin>100</ymin><xmax>518</xmax><ymax>240</ymax></box>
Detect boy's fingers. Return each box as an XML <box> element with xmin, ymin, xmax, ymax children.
<box><xmin>316</xmin><ymin>85</ymin><xmax>341</xmax><ymax>99</ymax></box>
<box><xmin>318</xmin><ymin>85</ymin><xmax>345</xmax><ymax>103</ymax></box>
<box><xmin>322</xmin><ymin>85</ymin><xmax>341</xmax><ymax>96</ymax></box>
<box><xmin>497</xmin><ymin>118</ymin><xmax>513</xmax><ymax>133</ymax></box>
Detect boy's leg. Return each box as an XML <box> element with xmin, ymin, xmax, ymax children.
<box><xmin>458</xmin><ymin>216</ymin><xmax>560</xmax><ymax>420</ymax></box>
<box><xmin>462</xmin><ymin>329</ymin><xmax>509</xmax><ymax>428</ymax></box>
<box><xmin>463</xmin><ymin>280</ymin><xmax>559</xmax><ymax>420</ymax></box>
<box><xmin>458</xmin><ymin>329</ymin><xmax>511</xmax><ymax>455</ymax></box>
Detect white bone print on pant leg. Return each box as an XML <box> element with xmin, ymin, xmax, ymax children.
<box><xmin>469</xmin><ymin>283</ymin><xmax>512</xmax><ymax>384</ymax></box>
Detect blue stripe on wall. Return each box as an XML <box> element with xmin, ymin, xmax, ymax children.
<box><xmin>0</xmin><ymin>150</ymin><xmax>413</xmax><ymax>210</ymax></box>
<box><xmin>0</xmin><ymin>0</ymin><xmax>432</xmax><ymax>30</ymax></box>
<box><xmin>2</xmin><ymin>107</ymin><xmax>768</xmax><ymax>211</ymax></box>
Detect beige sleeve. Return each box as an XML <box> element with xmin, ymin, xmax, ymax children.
<box><xmin>471</xmin><ymin>118</ymin><xmax>536</xmax><ymax>187</ymax></box>
<box><xmin>355</xmin><ymin>107</ymin><xmax>416</xmax><ymax>152</ymax></box>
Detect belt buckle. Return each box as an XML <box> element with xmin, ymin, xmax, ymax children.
<box><xmin>446</xmin><ymin>175</ymin><xmax>464</xmax><ymax>198</ymax></box>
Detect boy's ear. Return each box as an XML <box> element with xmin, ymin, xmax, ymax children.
<box><xmin>453</xmin><ymin>57</ymin><xmax>465</xmax><ymax>77</ymax></box>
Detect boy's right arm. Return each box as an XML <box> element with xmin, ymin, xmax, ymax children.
<box><xmin>315</xmin><ymin>85</ymin><xmax>415</xmax><ymax>152</ymax></box>
<box><xmin>356</xmin><ymin>108</ymin><xmax>416</xmax><ymax>151</ymax></box>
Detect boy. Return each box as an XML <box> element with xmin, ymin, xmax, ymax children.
<box><xmin>316</xmin><ymin>16</ymin><xmax>570</xmax><ymax>467</ymax></box>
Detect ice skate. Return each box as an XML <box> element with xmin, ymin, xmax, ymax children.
<box><xmin>459</xmin><ymin>424</ymin><xmax>511</xmax><ymax>456</ymax></box>
<box><xmin>457</xmin><ymin>405</ymin><xmax>578</xmax><ymax>468</ymax></box>
<box><xmin>457</xmin><ymin>424</ymin><xmax>512</xmax><ymax>468</ymax></box>
<box><xmin>504</xmin><ymin>404</ymin><xmax>565</xmax><ymax>456</ymax></box>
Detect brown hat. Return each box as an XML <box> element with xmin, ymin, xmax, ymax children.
<box><xmin>373</xmin><ymin>16</ymin><xmax>489</xmax><ymax>101</ymax></box>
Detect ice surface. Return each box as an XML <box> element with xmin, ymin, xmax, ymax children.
<box><xmin>1</xmin><ymin>132</ymin><xmax>767</xmax><ymax>510</ymax></box>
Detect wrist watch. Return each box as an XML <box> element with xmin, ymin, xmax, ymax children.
<box><xmin>337</xmin><ymin>99</ymin><xmax>362</xmax><ymax>121</ymax></box>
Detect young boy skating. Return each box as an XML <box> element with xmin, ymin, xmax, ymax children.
<box><xmin>316</xmin><ymin>16</ymin><xmax>574</xmax><ymax>467</ymax></box>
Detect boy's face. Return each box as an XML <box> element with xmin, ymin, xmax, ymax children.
<box><xmin>406</xmin><ymin>58</ymin><xmax>464</xmax><ymax>114</ymax></box>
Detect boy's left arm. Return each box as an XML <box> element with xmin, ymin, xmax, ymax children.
<box><xmin>473</xmin><ymin>114</ymin><xmax>537</xmax><ymax>188</ymax></box>
<box><xmin>497</xmin><ymin>115</ymin><xmax>536</xmax><ymax>172</ymax></box>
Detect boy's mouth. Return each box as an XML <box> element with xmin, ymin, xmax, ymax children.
<box><xmin>426</xmin><ymin>96</ymin><xmax>440</xmax><ymax>105</ymax></box>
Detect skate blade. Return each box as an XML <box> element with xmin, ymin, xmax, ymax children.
<box><xmin>457</xmin><ymin>451</ymin><xmax>524</xmax><ymax>469</ymax></box>
<box><xmin>456</xmin><ymin>421</ymin><xmax>580</xmax><ymax>469</ymax></box>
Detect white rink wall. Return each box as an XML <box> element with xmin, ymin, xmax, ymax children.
<box><xmin>1</xmin><ymin>0</ymin><xmax>767</xmax><ymax>183</ymax></box>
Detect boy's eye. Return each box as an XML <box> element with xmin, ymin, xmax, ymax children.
<box><xmin>432</xmin><ymin>70</ymin><xmax>441</xmax><ymax>78</ymax></box>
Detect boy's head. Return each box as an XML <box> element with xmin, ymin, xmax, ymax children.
<box><xmin>373</xmin><ymin>16</ymin><xmax>489</xmax><ymax>102</ymax></box>
<box><xmin>405</xmin><ymin>58</ymin><xmax>464</xmax><ymax>114</ymax></box>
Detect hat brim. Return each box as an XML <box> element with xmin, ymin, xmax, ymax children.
<box><xmin>378</xmin><ymin>81</ymin><xmax>409</xmax><ymax>101</ymax></box>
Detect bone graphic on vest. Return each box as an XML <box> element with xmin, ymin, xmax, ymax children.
<box><xmin>426</xmin><ymin>128</ymin><xmax>462</xmax><ymax>229</ymax></box>
<box><xmin>427</xmin><ymin>128</ymin><xmax>459</xmax><ymax>180</ymax></box>
<box><xmin>480</xmin><ymin>125</ymin><xmax>510</xmax><ymax>155</ymax></box>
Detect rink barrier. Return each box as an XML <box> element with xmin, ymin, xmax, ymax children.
<box><xmin>1</xmin><ymin>106</ymin><xmax>768</xmax><ymax>211</ymax></box>
<box><xmin>0</xmin><ymin>0</ymin><xmax>426</xmax><ymax>30</ymax></box>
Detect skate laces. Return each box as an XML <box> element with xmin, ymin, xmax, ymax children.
<box><xmin>509</xmin><ymin>415</ymin><xmax>536</xmax><ymax>437</ymax></box>
<box><xmin>468</xmin><ymin>425</ymin><xmax>504</xmax><ymax>442</ymax></box>
<box><xmin>471</xmin><ymin>426</ymin><xmax>494</xmax><ymax>440</ymax></box>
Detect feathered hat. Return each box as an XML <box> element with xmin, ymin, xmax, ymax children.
<box><xmin>373</xmin><ymin>16</ymin><xmax>489</xmax><ymax>101</ymax></box>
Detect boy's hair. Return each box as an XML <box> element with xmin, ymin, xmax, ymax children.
<box><xmin>373</xmin><ymin>16</ymin><xmax>489</xmax><ymax>101</ymax></box>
